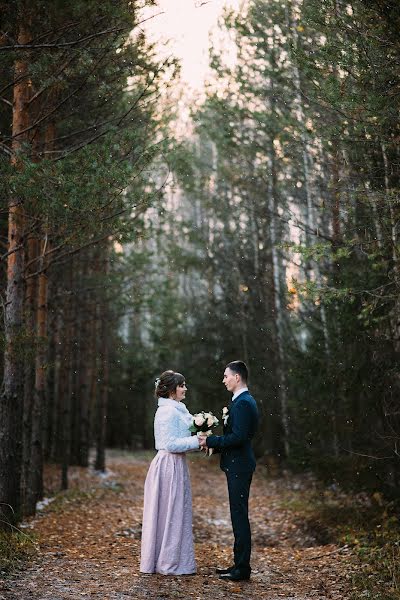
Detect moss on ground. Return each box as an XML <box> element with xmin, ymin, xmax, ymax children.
<box><xmin>0</xmin><ymin>530</ymin><xmax>37</xmax><ymax>577</ymax></box>
<box><xmin>281</xmin><ymin>486</ymin><xmax>400</xmax><ymax>599</ymax></box>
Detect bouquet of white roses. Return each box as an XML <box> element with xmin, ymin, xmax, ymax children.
<box><xmin>189</xmin><ymin>411</ymin><xmax>219</xmax><ymax>456</ymax></box>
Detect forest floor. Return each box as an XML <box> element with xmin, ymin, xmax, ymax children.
<box><xmin>0</xmin><ymin>450</ymin><xmax>381</xmax><ymax>600</ymax></box>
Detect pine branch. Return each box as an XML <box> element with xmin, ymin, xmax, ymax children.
<box><xmin>0</xmin><ymin>14</ymin><xmax>163</xmax><ymax>51</ymax></box>
<box><xmin>0</xmin><ymin>26</ymin><xmax>126</xmax><ymax>51</ymax></box>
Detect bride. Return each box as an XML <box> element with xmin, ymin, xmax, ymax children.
<box><xmin>140</xmin><ymin>370</ymin><xmax>200</xmax><ymax>575</ymax></box>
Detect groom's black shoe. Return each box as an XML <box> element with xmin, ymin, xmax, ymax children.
<box><xmin>215</xmin><ymin>566</ymin><xmax>235</xmax><ymax>575</ymax></box>
<box><xmin>219</xmin><ymin>568</ymin><xmax>250</xmax><ymax>581</ymax></box>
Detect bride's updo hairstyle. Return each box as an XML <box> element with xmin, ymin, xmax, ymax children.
<box><xmin>155</xmin><ymin>370</ymin><xmax>185</xmax><ymax>399</ymax></box>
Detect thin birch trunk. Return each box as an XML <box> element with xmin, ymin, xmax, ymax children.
<box><xmin>268</xmin><ymin>148</ymin><xmax>290</xmax><ymax>458</ymax></box>
<box><xmin>287</xmin><ymin>1</ymin><xmax>338</xmax><ymax>456</ymax></box>
<box><xmin>381</xmin><ymin>142</ymin><xmax>398</xmax><ymax>278</ymax></box>
<box><xmin>328</xmin><ymin>150</ymin><xmax>342</xmax><ymax>457</ymax></box>
<box><xmin>266</xmin><ymin>39</ymin><xmax>290</xmax><ymax>458</ymax></box>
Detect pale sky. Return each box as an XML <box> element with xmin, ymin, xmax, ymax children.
<box><xmin>143</xmin><ymin>0</ymin><xmax>241</xmax><ymax>90</ymax></box>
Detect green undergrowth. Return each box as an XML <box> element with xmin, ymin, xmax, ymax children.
<box><xmin>282</xmin><ymin>486</ymin><xmax>400</xmax><ymax>600</ymax></box>
<box><xmin>0</xmin><ymin>530</ymin><xmax>37</xmax><ymax>577</ymax></box>
<box><xmin>0</xmin><ymin>476</ymin><xmax>124</xmax><ymax>577</ymax></box>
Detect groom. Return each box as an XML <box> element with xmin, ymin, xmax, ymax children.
<box><xmin>199</xmin><ymin>360</ymin><xmax>259</xmax><ymax>581</ymax></box>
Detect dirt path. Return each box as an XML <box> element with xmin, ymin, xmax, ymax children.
<box><xmin>0</xmin><ymin>452</ymin><xmax>357</xmax><ymax>600</ymax></box>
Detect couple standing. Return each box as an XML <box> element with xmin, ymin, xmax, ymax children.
<box><xmin>140</xmin><ymin>360</ymin><xmax>259</xmax><ymax>582</ymax></box>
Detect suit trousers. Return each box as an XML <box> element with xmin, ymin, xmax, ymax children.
<box><xmin>226</xmin><ymin>470</ymin><xmax>253</xmax><ymax>574</ymax></box>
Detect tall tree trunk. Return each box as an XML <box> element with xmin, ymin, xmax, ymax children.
<box><xmin>329</xmin><ymin>149</ymin><xmax>341</xmax><ymax>457</ymax></box>
<box><xmin>267</xmin><ymin>42</ymin><xmax>290</xmax><ymax>459</ymax></box>
<box><xmin>22</xmin><ymin>237</ymin><xmax>38</xmax><ymax>515</ymax></box>
<box><xmin>70</xmin><ymin>300</ymin><xmax>81</xmax><ymax>465</ymax></box>
<box><xmin>268</xmin><ymin>142</ymin><xmax>290</xmax><ymax>458</ymax></box>
<box><xmin>77</xmin><ymin>258</ymin><xmax>92</xmax><ymax>467</ymax></box>
<box><xmin>43</xmin><ymin>277</ymin><xmax>56</xmax><ymax>461</ymax></box>
<box><xmin>95</xmin><ymin>327</ymin><xmax>108</xmax><ymax>473</ymax></box>
<box><xmin>287</xmin><ymin>3</ymin><xmax>340</xmax><ymax>457</ymax></box>
<box><xmin>88</xmin><ymin>298</ymin><xmax>100</xmax><ymax>461</ymax></box>
<box><xmin>50</xmin><ymin>309</ymin><xmax>63</xmax><ymax>462</ymax></box>
<box><xmin>25</xmin><ymin>113</ymin><xmax>53</xmax><ymax>513</ymax></box>
<box><xmin>95</xmin><ymin>246</ymin><xmax>109</xmax><ymax>472</ymax></box>
<box><xmin>27</xmin><ymin>237</ymin><xmax>49</xmax><ymax>510</ymax></box>
<box><xmin>60</xmin><ymin>298</ymin><xmax>72</xmax><ymax>490</ymax></box>
<box><xmin>0</xmin><ymin>16</ymin><xmax>31</xmax><ymax>526</ymax></box>
<box><xmin>381</xmin><ymin>142</ymin><xmax>398</xmax><ymax>280</ymax></box>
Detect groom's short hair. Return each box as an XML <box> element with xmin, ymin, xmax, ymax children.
<box><xmin>226</xmin><ymin>360</ymin><xmax>248</xmax><ymax>383</ymax></box>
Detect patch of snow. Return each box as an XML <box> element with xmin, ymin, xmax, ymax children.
<box><xmin>205</xmin><ymin>518</ymin><xmax>229</xmax><ymax>526</ymax></box>
<box><xmin>92</xmin><ymin>469</ymin><xmax>116</xmax><ymax>479</ymax></box>
<box><xmin>36</xmin><ymin>497</ymin><xmax>55</xmax><ymax>511</ymax></box>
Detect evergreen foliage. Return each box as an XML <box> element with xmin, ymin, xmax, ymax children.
<box><xmin>1</xmin><ymin>0</ymin><xmax>399</xmax><ymax>530</ymax></box>
<box><xmin>0</xmin><ymin>0</ymin><xmax>173</xmax><ymax>522</ymax></box>
<box><xmin>110</xmin><ymin>0</ymin><xmax>400</xmax><ymax>495</ymax></box>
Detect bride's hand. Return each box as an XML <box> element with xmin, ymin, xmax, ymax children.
<box><xmin>198</xmin><ymin>435</ymin><xmax>207</xmax><ymax>448</ymax></box>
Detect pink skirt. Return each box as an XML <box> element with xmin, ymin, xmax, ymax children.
<box><xmin>140</xmin><ymin>450</ymin><xmax>196</xmax><ymax>575</ymax></box>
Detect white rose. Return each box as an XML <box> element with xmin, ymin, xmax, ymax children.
<box><xmin>194</xmin><ymin>414</ymin><xmax>205</xmax><ymax>427</ymax></box>
<box><xmin>222</xmin><ymin>406</ymin><xmax>228</xmax><ymax>415</ymax></box>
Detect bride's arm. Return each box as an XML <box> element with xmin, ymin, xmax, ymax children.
<box><xmin>155</xmin><ymin>408</ymin><xmax>199</xmax><ymax>453</ymax></box>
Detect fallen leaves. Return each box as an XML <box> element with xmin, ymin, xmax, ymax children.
<box><xmin>1</xmin><ymin>452</ymin><xmax>360</xmax><ymax>600</ymax></box>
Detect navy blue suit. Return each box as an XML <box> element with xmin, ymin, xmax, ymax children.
<box><xmin>206</xmin><ymin>391</ymin><xmax>259</xmax><ymax>575</ymax></box>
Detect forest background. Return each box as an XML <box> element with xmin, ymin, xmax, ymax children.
<box><xmin>1</xmin><ymin>0</ymin><xmax>400</xmax><ymax>531</ymax></box>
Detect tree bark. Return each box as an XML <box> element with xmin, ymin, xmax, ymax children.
<box><xmin>287</xmin><ymin>1</ymin><xmax>340</xmax><ymax>457</ymax></box>
<box><xmin>50</xmin><ymin>309</ymin><xmax>63</xmax><ymax>462</ymax></box>
<box><xmin>95</xmin><ymin>246</ymin><xmax>109</xmax><ymax>472</ymax></box>
<box><xmin>27</xmin><ymin>238</ymin><xmax>49</xmax><ymax>509</ymax></box>
<box><xmin>60</xmin><ymin>296</ymin><xmax>72</xmax><ymax>491</ymax></box>
<box><xmin>268</xmin><ymin>141</ymin><xmax>290</xmax><ymax>458</ymax></box>
<box><xmin>21</xmin><ymin>237</ymin><xmax>38</xmax><ymax>516</ymax></box>
<box><xmin>0</xmin><ymin>16</ymin><xmax>31</xmax><ymax>526</ymax></box>
<box><xmin>78</xmin><ymin>259</ymin><xmax>93</xmax><ymax>467</ymax></box>
<box><xmin>267</xmin><ymin>42</ymin><xmax>290</xmax><ymax>459</ymax></box>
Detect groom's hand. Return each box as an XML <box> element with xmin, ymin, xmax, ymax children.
<box><xmin>198</xmin><ymin>436</ymin><xmax>208</xmax><ymax>448</ymax></box>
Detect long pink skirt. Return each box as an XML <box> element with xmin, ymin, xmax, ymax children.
<box><xmin>140</xmin><ymin>450</ymin><xmax>196</xmax><ymax>575</ymax></box>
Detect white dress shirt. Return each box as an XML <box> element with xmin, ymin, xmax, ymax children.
<box><xmin>232</xmin><ymin>386</ymin><xmax>249</xmax><ymax>401</ymax></box>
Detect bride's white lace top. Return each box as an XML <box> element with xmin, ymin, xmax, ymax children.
<box><xmin>154</xmin><ymin>397</ymin><xmax>199</xmax><ymax>453</ymax></box>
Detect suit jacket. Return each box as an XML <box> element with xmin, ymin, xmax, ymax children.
<box><xmin>206</xmin><ymin>391</ymin><xmax>259</xmax><ymax>474</ymax></box>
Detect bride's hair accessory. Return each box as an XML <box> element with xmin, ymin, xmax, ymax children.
<box><xmin>154</xmin><ymin>377</ymin><xmax>161</xmax><ymax>389</ymax></box>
